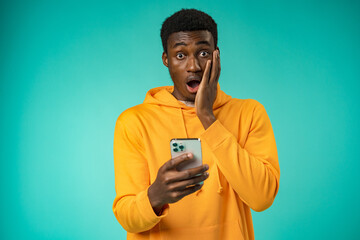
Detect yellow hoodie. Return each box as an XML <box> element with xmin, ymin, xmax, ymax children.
<box><xmin>113</xmin><ymin>85</ymin><xmax>280</xmax><ymax>240</ymax></box>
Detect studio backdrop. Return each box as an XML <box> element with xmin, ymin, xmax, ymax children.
<box><xmin>1</xmin><ymin>0</ymin><xmax>359</xmax><ymax>239</ymax></box>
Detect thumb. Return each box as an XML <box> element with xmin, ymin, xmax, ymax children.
<box><xmin>164</xmin><ymin>153</ymin><xmax>193</xmax><ymax>171</ymax></box>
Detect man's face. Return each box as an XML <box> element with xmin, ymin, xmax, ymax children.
<box><xmin>162</xmin><ymin>30</ymin><xmax>217</xmax><ymax>102</ymax></box>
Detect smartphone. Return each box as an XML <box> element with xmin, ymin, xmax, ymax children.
<box><xmin>170</xmin><ymin>138</ymin><xmax>203</xmax><ymax>171</ymax></box>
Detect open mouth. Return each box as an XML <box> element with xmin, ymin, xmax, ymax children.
<box><xmin>186</xmin><ymin>80</ymin><xmax>201</xmax><ymax>93</ymax></box>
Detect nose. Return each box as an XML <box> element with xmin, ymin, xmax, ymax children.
<box><xmin>186</xmin><ymin>56</ymin><xmax>201</xmax><ymax>72</ymax></box>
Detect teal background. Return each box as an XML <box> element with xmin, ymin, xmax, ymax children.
<box><xmin>1</xmin><ymin>0</ymin><xmax>359</xmax><ymax>239</ymax></box>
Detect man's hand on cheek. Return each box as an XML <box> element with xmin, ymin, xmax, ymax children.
<box><xmin>195</xmin><ymin>49</ymin><xmax>221</xmax><ymax>129</ymax></box>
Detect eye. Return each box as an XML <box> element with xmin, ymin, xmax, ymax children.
<box><xmin>176</xmin><ymin>53</ymin><xmax>185</xmax><ymax>59</ymax></box>
<box><xmin>199</xmin><ymin>51</ymin><xmax>210</xmax><ymax>57</ymax></box>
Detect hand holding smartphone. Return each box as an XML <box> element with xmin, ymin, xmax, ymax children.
<box><xmin>148</xmin><ymin>138</ymin><xmax>207</xmax><ymax>215</ymax></box>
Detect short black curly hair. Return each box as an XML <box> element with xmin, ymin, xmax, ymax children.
<box><xmin>160</xmin><ymin>9</ymin><xmax>218</xmax><ymax>53</ymax></box>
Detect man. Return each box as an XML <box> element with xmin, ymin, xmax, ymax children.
<box><xmin>113</xmin><ymin>9</ymin><xmax>280</xmax><ymax>240</ymax></box>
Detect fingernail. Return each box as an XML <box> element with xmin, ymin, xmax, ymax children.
<box><xmin>187</xmin><ymin>153</ymin><xmax>192</xmax><ymax>158</ymax></box>
<box><xmin>205</xmin><ymin>165</ymin><xmax>209</xmax><ymax>170</ymax></box>
<box><xmin>197</xmin><ymin>181</ymin><xmax>204</xmax><ymax>186</ymax></box>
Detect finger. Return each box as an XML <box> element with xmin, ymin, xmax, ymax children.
<box><xmin>210</xmin><ymin>50</ymin><xmax>220</xmax><ymax>84</ymax></box>
<box><xmin>163</xmin><ymin>153</ymin><xmax>193</xmax><ymax>171</ymax></box>
<box><xmin>169</xmin><ymin>172</ymin><xmax>209</xmax><ymax>191</ymax></box>
<box><xmin>201</xmin><ymin>60</ymin><xmax>212</xmax><ymax>84</ymax></box>
<box><xmin>172</xmin><ymin>183</ymin><xmax>203</xmax><ymax>201</ymax></box>
<box><xmin>180</xmin><ymin>163</ymin><xmax>209</xmax><ymax>177</ymax></box>
<box><xmin>216</xmin><ymin>51</ymin><xmax>221</xmax><ymax>83</ymax></box>
<box><xmin>181</xmin><ymin>183</ymin><xmax>204</xmax><ymax>196</ymax></box>
<box><xmin>167</xmin><ymin>164</ymin><xmax>209</xmax><ymax>183</ymax></box>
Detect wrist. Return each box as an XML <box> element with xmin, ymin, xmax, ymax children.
<box><xmin>148</xmin><ymin>185</ymin><xmax>165</xmax><ymax>215</ymax></box>
<box><xmin>198</xmin><ymin>113</ymin><xmax>216</xmax><ymax>130</ymax></box>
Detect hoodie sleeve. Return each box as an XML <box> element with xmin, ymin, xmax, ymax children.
<box><xmin>113</xmin><ymin>110</ymin><xmax>168</xmax><ymax>233</ymax></box>
<box><xmin>201</xmin><ymin>100</ymin><xmax>280</xmax><ymax>212</ymax></box>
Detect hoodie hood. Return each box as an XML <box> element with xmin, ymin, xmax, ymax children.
<box><xmin>143</xmin><ymin>84</ymin><xmax>232</xmax><ymax>110</ymax></box>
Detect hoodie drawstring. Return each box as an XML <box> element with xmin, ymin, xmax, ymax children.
<box><xmin>179</xmin><ymin>109</ymin><xmax>188</xmax><ymax>138</ymax></box>
<box><xmin>215</xmin><ymin>163</ymin><xmax>223</xmax><ymax>194</ymax></box>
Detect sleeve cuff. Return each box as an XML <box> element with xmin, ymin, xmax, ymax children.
<box><xmin>201</xmin><ymin>120</ymin><xmax>233</xmax><ymax>150</ymax></box>
<box><xmin>136</xmin><ymin>186</ymin><xmax>169</xmax><ymax>224</ymax></box>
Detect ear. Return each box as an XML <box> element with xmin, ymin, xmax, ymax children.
<box><xmin>216</xmin><ymin>46</ymin><xmax>220</xmax><ymax>55</ymax></box>
<box><xmin>162</xmin><ymin>52</ymin><xmax>169</xmax><ymax>67</ymax></box>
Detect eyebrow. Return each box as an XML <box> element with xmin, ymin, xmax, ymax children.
<box><xmin>196</xmin><ymin>40</ymin><xmax>211</xmax><ymax>46</ymax></box>
<box><xmin>172</xmin><ymin>40</ymin><xmax>211</xmax><ymax>48</ymax></box>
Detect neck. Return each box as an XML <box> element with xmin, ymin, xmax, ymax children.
<box><xmin>179</xmin><ymin>100</ymin><xmax>195</xmax><ymax>107</ymax></box>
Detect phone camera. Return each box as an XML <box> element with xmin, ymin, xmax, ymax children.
<box><xmin>172</xmin><ymin>143</ymin><xmax>178</xmax><ymax>147</ymax></box>
<box><xmin>173</xmin><ymin>148</ymin><xmax>178</xmax><ymax>152</ymax></box>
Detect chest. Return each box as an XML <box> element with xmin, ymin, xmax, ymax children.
<box><xmin>137</xmin><ymin>107</ymin><xmax>251</xmax><ymax>183</ymax></box>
